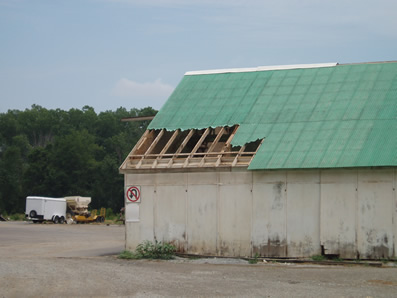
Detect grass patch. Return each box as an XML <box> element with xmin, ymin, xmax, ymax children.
<box><xmin>9</xmin><ymin>213</ymin><xmax>26</xmax><ymax>221</ymax></box>
<box><xmin>188</xmin><ymin>256</ymin><xmax>200</xmax><ymax>260</ymax></box>
<box><xmin>104</xmin><ymin>219</ymin><xmax>123</xmax><ymax>225</ymax></box>
<box><xmin>248</xmin><ymin>253</ymin><xmax>260</xmax><ymax>264</ymax></box>
<box><xmin>119</xmin><ymin>250</ymin><xmax>137</xmax><ymax>259</ymax></box>
<box><xmin>312</xmin><ymin>255</ymin><xmax>345</xmax><ymax>262</ymax></box>
<box><xmin>119</xmin><ymin>240</ymin><xmax>176</xmax><ymax>260</ymax></box>
<box><xmin>311</xmin><ymin>255</ymin><xmax>326</xmax><ymax>261</ymax></box>
<box><xmin>380</xmin><ymin>258</ymin><xmax>397</xmax><ymax>264</ymax></box>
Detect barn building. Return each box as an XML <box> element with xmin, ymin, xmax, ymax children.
<box><xmin>120</xmin><ymin>61</ymin><xmax>397</xmax><ymax>259</ymax></box>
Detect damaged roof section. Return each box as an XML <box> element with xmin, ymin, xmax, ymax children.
<box><xmin>120</xmin><ymin>125</ymin><xmax>263</xmax><ymax>171</ymax></box>
<box><xmin>148</xmin><ymin>62</ymin><xmax>397</xmax><ymax>170</ymax></box>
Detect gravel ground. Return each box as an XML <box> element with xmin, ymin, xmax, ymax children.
<box><xmin>1</xmin><ymin>221</ymin><xmax>397</xmax><ymax>297</ymax></box>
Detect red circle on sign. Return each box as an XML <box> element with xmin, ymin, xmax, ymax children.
<box><xmin>126</xmin><ymin>186</ymin><xmax>140</xmax><ymax>202</ymax></box>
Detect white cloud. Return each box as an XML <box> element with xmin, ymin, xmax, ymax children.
<box><xmin>112</xmin><ymin>78</ymin><xmax>175</xmax><ymax>109</ymax></box>
<box><xmin>113</xmin><ymin>78</ymin><xmax>174</xmax><ymax>97</ymax></box>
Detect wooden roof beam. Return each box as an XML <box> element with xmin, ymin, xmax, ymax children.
<box><xmin>206</xmin><ymin>127</ymin><xmax>225</xmax><ymax>153</ymax></box>
<box><xmin>144</xmin><ymin>129</ymin><xmax>165</xmax><ymax>156</ymax></box>
<box><xmin>159</xmin><ymin>129</ymin><xmax>179</xmax><ymax>157</ymax></box>
<box><xmin>121</xmin><ymin>130</ymin><xmax>150</xmax><ymax>169</ymax></box>
<box><xmin>175</xmin><ymin>129</ymin><xmax>195</xmax><ymax>155</ymax></box>
<box><xmin>190</xmin><ymin>128</ymin><xmax>210</xmax><ymax>155</ymax></box>
<box><xmin>132</xmin><ymin>130</ymin><xmax>150</xmax><ymax>153</ymax></box>
<box><xmin>232</xmin><ymin>145</ymin><xmax>246</xmax><ymax>167</ymax></box>
<box><xmin>133</xmin><ymin>130</ymin><xmax>156</xmax><ymax>156</ymax></box>
<box><xmin>168</xmin><ymin>129</ymin><xmax>195</xmax><ymax>168</ymax></box>
<box><xmin>248</xmin><ymin>139</ymin><xmax>264</xmax><ymax>165</ymax></box>
<box><xmin>121</xmin><ymin>116</ymin><xmax>155</xmax><ymax>122</ymax></box>
<box><xmin>222</xmin><ymin>125</ymin><xmax>239</xmax><ymax>152</ymax></box>
<box><xmin>216</xmin><ymin>125</ymin><xmax>239</xmax><ymax>167</ymax></box>
<box><xmin>199</xmin><ymin>127</ymin><xmax>225</xmax><ymax>167</ymax></box>
<box><xmin>184</xmin><ymin>128</ymin><xmax>210</xmax><ymax>168</ymax></box>
<box><xmin>137</xmin><ymin>129</ymin><xmax>164</xmax><ymax>169</ymax></box>
<box><xmin>152</xmin><ymin>129</ymin><xmax>179</xmax><ymax>168</ymax></box>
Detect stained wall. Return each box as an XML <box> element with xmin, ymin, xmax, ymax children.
<box><xmin>124</xmin><ymin>168</ymin><xmax>397</xmax><ymax>259</ymax></box>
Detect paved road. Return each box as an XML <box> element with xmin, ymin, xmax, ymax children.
<box><xmin>1</xmin><ymin>221</ymin><xmax>397</xmax><ymax>297</ymax></box>
<box><xmin>0</xmin><ymin>221</ymin><xmax>125</xmax><ymax>258</ymax></box>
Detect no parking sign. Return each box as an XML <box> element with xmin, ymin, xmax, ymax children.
<box><xmin>125</xmin><ymin>186</ymin><xmax>141</xmax><ymax>203</ymax></box>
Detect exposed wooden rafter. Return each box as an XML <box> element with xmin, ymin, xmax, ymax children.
<box><xmin>125</xmin><ymin>125</ymin><xmax>263</xmax><ymax>170</ymax></box>
<box><xmin>168</xmin><ymin>129</ymin><xmax>195</xmax><ymax>168</ymax></box>
<box><xmin>199</xmin><ymin>127</ymin><xmax>225</xmax><ymax>167</ymax></box>
<box><xmin>207</xmin><ymin>127</ymin><xmax>225</xmax><ymax>153</ymax></box>
<box><xmin>152</xmin><ymin>129</ymin><xmax>179</xmax><ymax>168</ymax></box>
<box><xmin>232</xmin><ymin>145</ymin><xmax>246</xmax><ymax>167</ymax></box>
<box><xmin>215</xmin><ymin>126</ymin><xmax>238</xmax><ymax>167</ymax></box>
<box><xmin>133</xmin><ymin>130</ymin><xmax>156</xmax><ymax>156</ymax></box>
<box><xmin>183</xmin><ymin>128</ymin><xmax>210</xmax><ymax>168</ymax></box>
<box><xmin>121</xmin><ymin>115</ymin><xmax>156</xmax><ymax>122</ymax></box>
<box><xmin>136</xmin><ymin>129</ymin><xmax>164</xmax><ymax>169</ymax></box>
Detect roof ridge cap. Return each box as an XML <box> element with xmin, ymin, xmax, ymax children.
<box><xmin>338</xmin><ymin>60</ymin><xmax>397</xmax><ymax>66</ymax></box>
<box><xmin>185</xmin><ymin>63</ymin><xmax>338</xmax><ymax>76</ymax></box>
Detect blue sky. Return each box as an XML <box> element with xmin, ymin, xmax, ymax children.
<box><xmin>1</xmin><ymin>0</ymin><xmax>396</xmax><ymax>113</ymax></box>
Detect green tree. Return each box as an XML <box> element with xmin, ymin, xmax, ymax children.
<box><xmin>48</xmin><ymin>130</ymin><xmax>103</xmax><ymax>196</ymax></box>
<box><xmin>0</xmin><ymin>106</ymin><xmax>155</xmax><ymax>214</ymax></box>
<box><xmin>0</xmin><ymin>135</ymin><xmax>30</xmax><ymax>213</ymax></box>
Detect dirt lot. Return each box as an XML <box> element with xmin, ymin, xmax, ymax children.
<box><xmin>1</xmin><ymin>221</ymin><xmax>397</xmax><ymax>297</ymax></box>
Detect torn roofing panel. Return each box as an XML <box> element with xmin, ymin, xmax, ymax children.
<box><xmin>148</xmin><ymin>62</ymin><xmax>397</xmax><ymax>169</ymax></box>
<box><xmin>120</xmin><ymin>126</ymin><xmax>263</xmax><ymax>171</ymax></box>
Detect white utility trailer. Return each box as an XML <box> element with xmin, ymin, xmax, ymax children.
<box><xmin>25</xmin><ymin>196</ymin><xmax>67</xmax><ymax>224</ymax></box>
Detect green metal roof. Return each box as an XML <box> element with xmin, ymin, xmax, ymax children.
<box><xmin>149</xmin><ymin>62</ymin><xmax>397</xmax><ymax>170</ymax></box>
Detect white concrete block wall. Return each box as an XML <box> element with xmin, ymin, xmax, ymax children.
<box><xmin>124</xmin><ymin>168</ymin><xmax>397</xmax><ymax>259</ymax></box>
<box><xmin>357</xmin><ymin>169</ymin><xmax>394</xmax><ymax>259</ymax></box>
<box><xmin>155</xmin><ymin>185</ymin><xmax>187</xmax><ymax>250</ymax></box>
<box><xmin>320</xmin><ymin>170</ymin><xmax>357</xmax><ymax>258</ymax></box>
<box><xmin>125</xmin><ymin>175</ymin><xmax>155</xmax><ymax>250</ymax></box>
<box><xmin>186</xmin><ymin>184</ymin><xmax>217</xmax><ymax>254</ymax></box>
<box><xmin>252</xmin><ymin>172</ymin><xmax>287</xmax><ymax>257</ymax></box>
<box><xmin>186</xmin><ymin>172</ymin><xmax>218</xmax><ymax>254</ymax></box>
<box><xmin>154</xmin><ymin>173</ymin><xmax>187</xmax><ymax>252</ymax></box>
<box><xmin>394</xmin><ymin>170</ymin><xmax>397</xmax><ymax>259</ymax></box>
<box><xmin>285</xmin><ymin>171</ymin><xmax>321</xmax><ymax>257</ymax></box>
<box><xmin>218</xmin><ymin>175</ymin><xmax>252</xmax><ymax>256</ymax></box>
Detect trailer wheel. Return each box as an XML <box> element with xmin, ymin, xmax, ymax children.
<box><xmin>53</xmin><ymin>216</ymin><xmax>60</xmax><ymax>224</ymax></box>
<box><xmin>59</xmin><ymin>216</ymin><xmax>65</xmax><ymax>224</ymax></box>
<box><xmin>29</xmin><ymin>210</ymin><xmax>37</xmax><ymax>218</ymax></box>
<box><xmin>96</xmin><ymin>217</ymin><xmax>101</xmax><ymax>223</ymax></box>
<box><xmin>100</xmin><ymin>216</ymin><xmax>105</xmax><ymax>223</ymax></box>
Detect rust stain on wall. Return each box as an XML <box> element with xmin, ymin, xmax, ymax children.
<box><xmin>271</xmin><ymin>183</ymin><xmax>284</xmax><ymax>210</ymax></box>
<box><xmin>253</xmin><ymin>238</ymin><xmax>287</xmax><ymax>257</ymax></box>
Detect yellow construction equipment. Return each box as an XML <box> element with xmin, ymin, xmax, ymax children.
<box><xmin>72</xmin><ymin>208</ymin><xmax>106</xmax><ymax>223</ymax></box>
<box><xmin>65</xmin><ymin>196</ymin><xmax>106</xmax><ymax>224</ymax></box>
